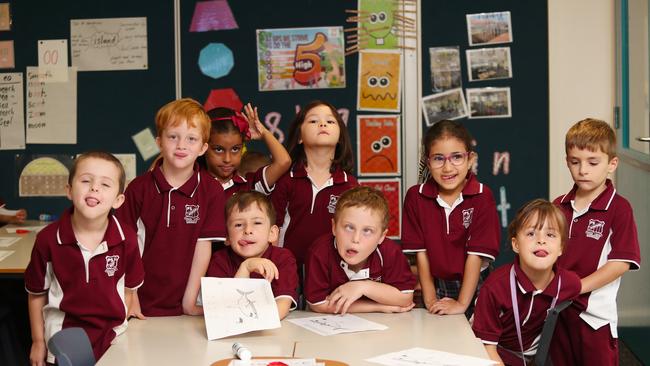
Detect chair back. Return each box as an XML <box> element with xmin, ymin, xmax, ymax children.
<box><xmin>47</xmin><ymin>327</ymin><xmax>96</xmax><ymax>366</ymax></box>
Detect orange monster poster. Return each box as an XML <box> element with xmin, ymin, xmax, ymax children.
<box><xmin>357</xmin><ymin>115</ymin><xmax>400</xmax><ymax>176</ymax></box>
<box><xmin>357</xmin><ymin>50</ymin><xmax>402</xmax><ymax>111</ymax></box>
<box><xmin>359</xmin><ymin>178</ymin><xmax>402</xmax><ymax>239</ymax></box>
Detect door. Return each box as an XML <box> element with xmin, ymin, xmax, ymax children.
<box><xmin>616</xmin><ymin>0</ymin><xmax>650</xmax><ymax>326</ymax></box>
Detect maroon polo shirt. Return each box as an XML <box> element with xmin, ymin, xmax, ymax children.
<box><xmin>206</xmin><ymin>245</ymin><xmax>298</xmax><ymax>307</ymax></box>
<box><xmin>221</xmin><ymin>166</ymin><xmax>273</xmax><ymax>198</ymax></box>
<box><xmin>472</xmin><ymin>260</ymin><xmax>581</xmax><ymax>354</ymax></box>
<box><xmin>401</xmin><ymin>174</ymin><xmax>500</xmax><ymax>280</ymax></box>
<box><xmin>270</xmin><ymin>163</ymin><xmax>358</xmax><ymax>265</ymax></box>
<box><xmin>116</xmin><ymin>161</ymin><xmax>226</xmax><ymax>316</ymax></box>
<box><xmin>553</xmin><ymin>179</ymin><xmax>640</xmax><ymax>336</ymax></box>
<box><xmin>304</xmin><ymin>233</ymin><xmax>416</xmax><ymax>305</ymax></box>
<box><xmin>24</xmin><ymin>207</ymin><xmax>144</xmax><ymax>362</ymax></box>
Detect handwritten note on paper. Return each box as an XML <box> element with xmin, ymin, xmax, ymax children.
<box><xmin>366</xmin><ymin>347</ymin><xmax>496</xmax><ymax>366</ymax></box>
<box><xmin>287</xmin><ymin>314</ymin><xmax>388</xmax><ymax>336</ymax></box>
<box><xmin>71</xmin><ymin>17</ymin><xmax>148</xmax><ymax>71</ymax></box>
<box><xmin>201</xmin><ymin>277</ymin><xmax>281</xmax><ymax>340</ymax></box>
<box><xmin>38</xmin><ymin>40</ymin><xmax>69</xmax><ymax>82</ymax></box>
<box><xmin>26</xmin><ymin>67</ymin><xmax>77</xmax><ymax>144</ymax></box>
<box><xmin>0</xmin><ymin>73</ymin><xmax>24</xmax><ymax>150</ymax></box>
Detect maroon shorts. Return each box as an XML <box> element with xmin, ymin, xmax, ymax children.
<box><xmin>550</xmin><ymin>305</ymin><xmax>618</xmax><ymax>366</ymax></box>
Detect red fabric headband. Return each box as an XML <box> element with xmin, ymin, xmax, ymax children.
<box><xmin>211</xmin><ymin>112</ymin><xmax>251</xmax><ymax>140</ymax></box>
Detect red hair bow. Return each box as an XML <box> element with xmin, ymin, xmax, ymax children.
<box><xmin>212</xmin><ymin>112</ymin><xmax>251</xmax><ymax>140</ymax></box>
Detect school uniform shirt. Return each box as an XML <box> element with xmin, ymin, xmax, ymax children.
<box><xmin>401</xmin><ymin>174</ymin><xmax>500</xmax><ymax>281</ymax></box>
<box><xmin>304</xmin><ymin>233</ymin><xmax>416</xmax><ymax>305</ymax></box>
<box><xmin>270</xmin><ymin>163</ymin><xmax>358</xmax><ymax>265</ymax></box>
<box><xmin>554</xmin><ymin>179</ymin><xmax>641</xmax><ymax>337</ymax></box>
<box><xmin>116</xmin><ymin>161</ymin><xmax>226</xmax><ymax>316</ymax></box>
<box><xmin>24</xmin><ymin>208</ymin><xmax>144</xmax><ymax>363</ymax></box>
<box><xmin>221</xmin><ymin>165</ymin><xmax>274</xmax><ymax>197</ymax></box>
<box><xmin>206</xmin><ymin>245</ymin><xmax>298</xmax><ymax>308</ymax></box>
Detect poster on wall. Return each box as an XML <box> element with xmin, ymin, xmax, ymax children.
<box><xmin>17</xmin><ymin>155</ymin><xmax>74</xmax><ymax>197</ymax></box>
<box><xmin>71</xmin><ymin>17</ymin><xmax>148</xmax><ymax>71</ymax></box>
<box><xmin>358</xmin><ymin>178</ymin><xmax>402</xmax><ymax>239</ymax></box>
<box><xmin>357</xmin><ymin>115</ymin><xmax>400</xmax><ymax>176</ymax></box>
<box><xmin>0</xmin><ymin>73</ymin><xmax>24</xmax><ymax>150</ymax></box>
<box><xmin>256</xmin><ymin>27</ymin><xmax>345</xmax><ymax>91</ymax></box>
<box><xmin>357</xmin><ymin>50</ymin><xmax>402</xmax><ymax>112</ymax></box>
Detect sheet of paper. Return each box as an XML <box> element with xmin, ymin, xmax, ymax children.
<box><xmin>0</xmin><ymin>3</ymin><xmax>11</xmax><ymax>31</ymax></box>
<box><xmin>5</xmin><ymin>224</ymin><xmax>46</xmax><ymax>234</ymax></box>
<box><xmin>366</xmin><ymin>347</ymin><xmax>496</xmax><ymax>366</ymax></box>
<box><xmin>0</xmin><ymin>250</ymin><xmax>14</xmax><ymax>261</ymax></box>
<box><xmin>0</xmin><ymin>72</ymin><xmax>25</xmax><ymax>150</ymax></box>
<box><xmin>0</xmin><ymin>237</ymin><xmax>20</xmax><ymax>247</ymax></box>
<box><xmin>357</xmin><ymin>50</ymin><xmax>402</xmax><ymax>112</ymax></box>
<box><xmin>38</xmin><ymin>40</ymin><xmax>69</xmax><ymax>82</ymax></box>
<box><xmin>190</xmin><ymin>0</ymin><xmax>238</xmax><ymax>32</ymax></box>
<box><xmin>26</xmin><ymin>66</ymin><xmax>77</xmax><ymax>144</ymax></box>
<box><xmin>71</xmin><ymin>17</ymin><xmax>148</xmax><ymax>71</ymax></box>
<box><xmin>201</xmin><ymin>277</ymin><xmax>281</xmax><ymax>340</ymax></box>
<box><xmin>230</xmin><ymin>359</ymin><xmax>318</xmax><ymax>366</ymax></box>
<box><xmin>287</xmin><ymin>314</ymin><xmax>388</xmax><ymax>336</ymax></box>
<box><xmin>113</xmin><ymin>153</ymin><xmax>137</xmax><ymax>186</ymax></box>
<box><xmin>131</xmin><ymin>128</ymin><xmax>159</xmax><ymax>161</ymax></box>
<box><xmin>0</xmin><ymin>40</ymin><xmax>15</xmax><ymax>69</ymax></box>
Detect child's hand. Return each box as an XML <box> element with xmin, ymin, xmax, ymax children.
<box><xmin>430</xmin><ymin>297</ymin><xmax>467</xmax><ymax>315</ymax></box>
<box><xmin>423</xmin><ymin>295</ymin><xmax>438</xmax><ymax>313</ymax></box>
<box><xmin>243</xmin><ymin>258</ymin><xmax>279</xmax><ymax>282</ymax></box>
<box><xmin>242</xmin><ymin>103</ymin><xmax>267</xmax><ymax>140</ymax></box>
<box><xmin>128</xmin><ymin>292</ymin><xmax>146</xmax><ymax>320</ymax></box>
<box><xmin>30</xmin><ymin>340</ymin><xmax>46</xmax><ymax>366</ymax></box>
<box><xmin>326</xmin><ymin>281</ymin><xmax>365</xmax><ymax>314</ymax></box>
<box><xmin>14</xmin><ymin>209</ymin><xmax>27</xmax><ymax>223</ymax></box>
<box><xmin>382</xmin><ymin>302</ymin><xmax>416</xmax><ymax>313</ymax></box>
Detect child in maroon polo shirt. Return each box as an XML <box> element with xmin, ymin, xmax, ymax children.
<box><xmin>271</xmin><ymin>100</ymin><xmax>357</xmax><ymax>266</ymax></box>
<box><xmin>305</xmin><ymin>186</ymin><xmax>416</xmax><ymax>314</ymax></box>
<box><xmin>203</xmin><ymin>103</ymin><xmax>291</xmax><ymax>198</ymax></box>
<box><xmin>206</xmin><ymin>191</ymin><xmax>298</xmax><ymax>319</ymax></box>
<box><xmin>472</xmin><ymin>199</ymin><xmax>581</xmax><ymax>365</ymax></box>
<box><xmin>550</xmin><ymin>119</ymin><xmax>641</xmax><ymax>366</ymax></box>
<box><xmin>402</xmin><ymin>120</ymin><xmax>500</xmax><ymax>317</ymax></box>
<box><xmin>116</xmin><ymin>98</ymin><xmax>226</xmax><ymax>317</ymax></box>
<box><xmin>25</xmin><ymin>152</ymin><xmax>145</xmax><ymax>364</ymax></box>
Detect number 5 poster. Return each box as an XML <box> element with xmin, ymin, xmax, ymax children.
<box><xmin>256</xmin><ymin>27</ymin><xmax>345</xmax><ymax>91</ymax></box>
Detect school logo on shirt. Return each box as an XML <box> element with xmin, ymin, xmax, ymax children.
<box><xmin>462</xmin><ymin>208</ymin><xmax>474</xmax><ymax>228</ymax></box>
<box><xmin>105</xmin><ymin>255</ymin><xmax>119</xmax><ymax>277</ymax></box>
<box><xmin>184</xmin><ymin>204</ymin><xmax>200</xmax><ymax>224</ymax></box>
<box><xmin>327</xmin><ymin>195</ymin><xmax>340</xmax><ymax>214</ymax></box>
<box><xmin>586</xmin><ymin>219</ymin><xmax>605</xmax><ymax>240</ymax></box>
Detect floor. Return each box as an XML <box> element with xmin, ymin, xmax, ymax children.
<box><xmin>620</xmin><ymin>327</ymin><xmax>650</xmax><ymax>365</ymax></box>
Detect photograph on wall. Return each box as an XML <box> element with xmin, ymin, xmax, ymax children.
<box><xmin>358</xmin><ymin>178</ymin><xmax>401</xmax><ymax>239</ymax></box>
<box><xmin>467</xmin><ymin>87</ymin><xmax>511</xmax><ymax>119</ymax></box>
<box><xmin>466</xmin><ymin>47</ymin><xmax>512</xmax><ymax>81</ymax></box>
<box><xmin>256</xmin><ymin>27</ymin><xmax>345</xmax><ymax>91</ymax></box>
<box><xmin>466</xmin><ymin>11</ymin><xmax>512</xmax><ymax>46</ymax></box>
<box><xmin>357</xmin><ymin>115</ymin><xmax>400</xmax><ymax>176</ymax></box>
<box><xmin>429</xmin><ymin>46</ymin><xmax>461</xmax><ymax>92</ymax></box>
<box><xmin>357</xmin><ymin>50</ymin><xmax>402</xmax><ymax>112</ymax></box>
<box><xmin>421</xmin><ymin>88</ymin><xmax>468</xmax><ymax>126</ymax></box>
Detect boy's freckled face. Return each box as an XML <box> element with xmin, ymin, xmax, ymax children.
<box><xmin>332</xmin><ymin>206</ymin><xmax>387</xmax><ymax>271</ymax></box>
<box><xmin>512</xmin><ymin>215</ymin><xmax>563</xmax><ymax>274</ymax></box>
<box><xmin>227</xmin><ymin>203</ymin><xmax>278</xmax><ymax>258</ymax></box>
<box><xmin>566</xmin><ymin>147</ymin><xmax>617</xmax><ymax>196</ymax></box>
<box><xmin>156</xmin><ymin>119</ymin><xmax>208</xmax><ymax>172</ymax></box>
<box><xmin>66</xmin><ymin>157</ymin><xmax>124</xmax><ymax>221</ymax></box>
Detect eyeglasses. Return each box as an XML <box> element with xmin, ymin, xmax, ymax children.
<box><xmin>427</xmin><ymin>152</ymin><xmax>470</xmax><ymax>169</ymax></box>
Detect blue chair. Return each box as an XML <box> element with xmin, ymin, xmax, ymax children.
<box><xmin>47</xmin><ymin>327</ymin><xmax>96</xmax><ymax>366</ymax></box>
<box><xmin>534</xmin><ymin>300</ymin><xmax>573</xmax><ymax>366</ymax></box>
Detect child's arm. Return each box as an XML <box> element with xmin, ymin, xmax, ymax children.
<box><xmin>182</xmin><ymin>240</ymin><xmax>211</xmax><ymax>316</ymax></box>
<box><xmin>276</xmin><ymin>298</ymin><xmax>293</xmax><ymax>320</ymax></box>
<box><xmin>0</xmin><ymin>207</ymin><xmax>27</xmax><ymax>224</ymax></box>
<box><xmin>235</xmin><ymin>257</ymin><xmax>279</xmax><ymax>282</ymax></box>
<box><xmin>28</xmin><ymin>293</ymin><xmax>47</xmax><ymax>366</ymax></box>
<box><xmin>310</xmin><ymin>298</ymin><xmax>414</xmax><ymax>314</ymax></box>
<box><xmin>484</xmin><ymin>345</ymin><xmax>504</xmax><ymax>365</ymax></box>
<box><xmin>125</xmin><ymin>289</ymin><xmax>146</xmax><ymax>320</ymax></box>
<box><xmin>580</xmin><ymin>261</ymin><xmax>630</xmax><ymax>294</ymax></box>
<box><xmin>432</xmin><ymin>254</ymin><xmax>482</xmax><ymax>315</ymax></box>
<box><xmin>416</xmin><ymin>251</ymin><xmax>438</xmax><ymax>312</ymax></box>
<box><xmin>325</xmin><ymin>280</ymin><xmax>414</xmax><ymax>314</ymax></box>
<box><xmin>242</xmin><ymin>103</ymin><xmax>291</xmax><ymax>188</ymax></box>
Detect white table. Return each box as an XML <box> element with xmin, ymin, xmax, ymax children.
<box><xmin>0</xmin><ymin>221</ymin><xmax>43</xmax><ymax>274</ymax></box>
<box><xmin>97</xmin><ymin>309</ymin><xmax>489</xmax><ymax>366</ymax></box>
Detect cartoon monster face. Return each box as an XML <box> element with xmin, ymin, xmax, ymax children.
<box><xmin>359</xmin><ymin>0</ymin><xmax>397</xmax><ymax>49</ymax></box>
<box><xmin>358</xmin><ymin>50</ymin><xmax>401</xmax><ymax>111</ymax></box>
<box><xmin>358</xmin><ymin>116</ymin><xmax>399</xmax><ymax>174</ymax></box>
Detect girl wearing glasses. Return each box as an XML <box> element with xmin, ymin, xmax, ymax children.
<box><xmin>203</xmin><ymin>103</ymin><xmax>291</xmax><ymax>197</ymax></box>
<box><xmin>402</xmin><ymin>120</ymin><xmax>500</xmax><ymax>318</ymax></box>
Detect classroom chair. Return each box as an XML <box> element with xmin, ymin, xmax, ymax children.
<box><xmin>47</xmin><ymin>327</ymin><xmax>96</xmax><ymax>366</ymax></box>
<box><xmin>533</xmin><ymin>300</ymin><xmax>572</xmax><ymax>366</ymax></box>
